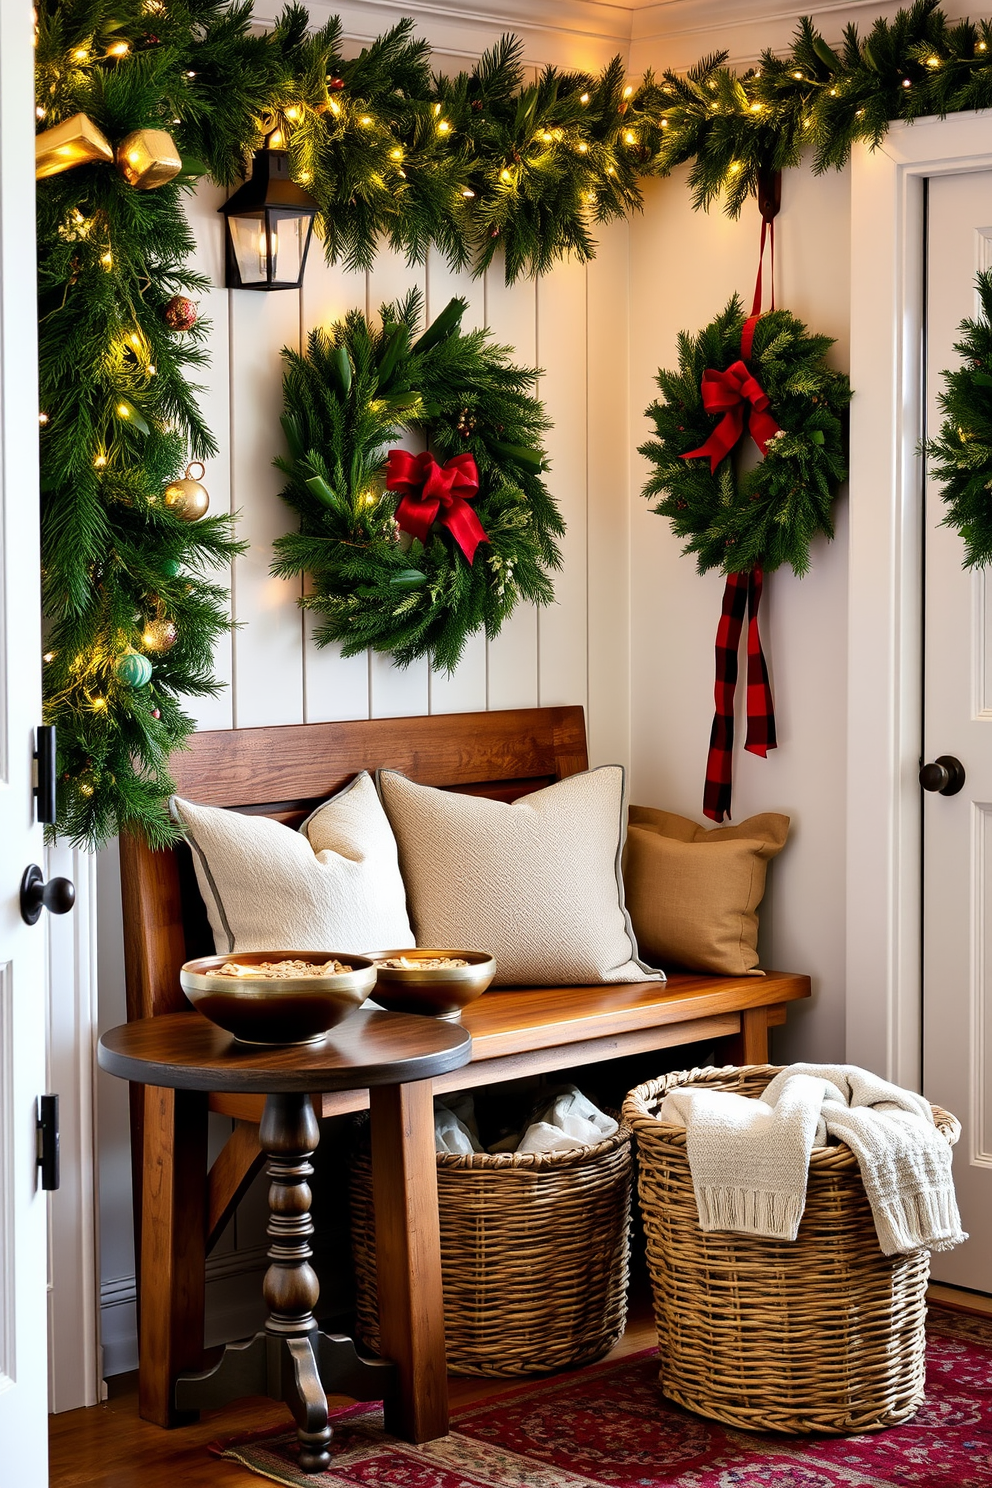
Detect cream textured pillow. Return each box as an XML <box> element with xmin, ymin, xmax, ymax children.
<box><xmin>377</xmin><ymin>766</ymin><xmax>662</xmax><ymax>987</ymax></box>
<box><xmin>170</xmin><ymin>772</ymin><xmax>414</xmax><ymax>955</ymax></box>
<box><xmin>623</xmin><ymin>806</ymin><xmax>789</xmax><ymax>977</ymax></box>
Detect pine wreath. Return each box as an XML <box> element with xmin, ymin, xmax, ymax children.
<box><xmin>272</xmin><ymin>290</ymin><xmax>563</xmax><ymax>671</ymax></box>
<box><xmin>925</xmin><ymin>269</ymin><xmax>992</xmax><ymax>568</ymax></box>
<box><xmin>639</xmin><ymin>295</ymin><xmax>852</xmax><ymax>575</ymax></box>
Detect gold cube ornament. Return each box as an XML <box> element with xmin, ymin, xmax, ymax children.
<box><xmin>116</xmin><ymin>129</ymin><xmax>182</xmax><ymax>190</ymax></box>
<box><xmin>36</xmin><ymin>113</ymin><xmax>114</xmax><ymax>179</ymax></box>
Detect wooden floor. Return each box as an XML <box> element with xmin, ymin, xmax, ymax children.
<box><xmin>49</xmin><ymin>1283</ymin><xmax>991</xmax><ymax>1488</ymax></box>
<box><xmin>49</xmin><ymin>1301</ymin><xmax>658</xmax><ymax>1488</ymax></box>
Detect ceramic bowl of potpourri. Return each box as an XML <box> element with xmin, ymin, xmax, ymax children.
<box><xmin>366</xmin><ymin>949</ymin><xmax>496</xmax><ymax>1021</ymax></box>
<box><xmin>179</xmin><ymin>950</ymin><xmax>377</xmax><ymax>1045</ymax></box>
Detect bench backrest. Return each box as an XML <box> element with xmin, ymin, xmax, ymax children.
<box><xmin>120</xmin><ymin>705</ymin><xmax>589</xmax><ymax>1022</ymax></box>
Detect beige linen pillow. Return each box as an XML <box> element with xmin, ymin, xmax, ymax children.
<box><xmin>623</xmin><ymin>806</ymin><xmax>789</xmax><ymax>977</ymax></box>
<box><xmin>170</xmin><ymin>771</ymin><xmax>414</xmax><ymax>955</ymax></box>
<box><xmin>377</xmin><ymin>766</ymin><xmax>662</xmax><ymax>987</ymax></box>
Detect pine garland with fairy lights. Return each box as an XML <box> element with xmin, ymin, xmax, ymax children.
<box><xmin>628</xmin><ymin>1</ymin><xmax>992</xmax><ymax>218</ymax></box>
<box><xmin>272</xmin><ymin>290</ymin><xmax>562</xmax><ymax>671</ymax></box>
<box><xmin>35</xmin><ymin>0</ymin><xmax>992</xmax><ymax>846</ymax></box>
<box><xmin>35</xmin><ymin>0</ymin><xmax>262</xmax><ymax>849</ymax></box>
<box><xmin>925</xmin><ymin>270</ymin><xmax>992</xmax><ymax>569</ymax></box>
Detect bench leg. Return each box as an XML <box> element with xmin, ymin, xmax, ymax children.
<box><xmin>731</xmin><ymin>1006</ymin><xmax>770</xmax><ymax>1065</ymax></box>
<box><xmin>138</xmin><ymin>1084</ymin><xmax>208</xmax><ymax>1427</ymax></box>
<box><xmin>369</xmin><ymin>1080</ymin><xmax>448</xmax><ymax>1444</ymax></box>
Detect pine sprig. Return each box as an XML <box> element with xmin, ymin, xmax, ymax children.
<box><xmin>925</xmin><ymin>270</ymin><xmax>992</xmax><ymax>568</ymax></box>
<box><xmin>640</xmin><ymin>297</ymin><xmax>852</xmax><ymax>576</ymax></box>
<box><xmin>272</xmin><ymin>291</ymin><xmax>562</xmax><ymax>671</ymax></box>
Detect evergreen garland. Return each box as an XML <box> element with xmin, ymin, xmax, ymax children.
<box><xmin>925</xmin><ymin>270</ymin><xmax>992</xmax><ymax>568</ymax></box>
<box><xmin>640</xmin><ymin>297</ymin><xmax>851</xmax><ymax>575</ymax></box>
<box><xmin>633</xmin><ymin>1</ymin><xmax>992</xmax><ymax>218</ymax></box>
<box><xmin>35</xmin><ymin>0</ymin><xmax>263</xmax><ymax>848</ymax></box>
<box><xmin>272</xmin><ymin>291</ymin><xmax>562</xmax><ymax>671</ymax></box>
<box><xmin>34</xmin><ymin>0</ymin><xmax>992</xmax><ymax>846</ymax></box>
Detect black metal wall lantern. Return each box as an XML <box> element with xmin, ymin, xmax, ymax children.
<box><xmin>219</xmin><ymin>142</ymin><xmax>318</xmax><ymax>291</ymax></box>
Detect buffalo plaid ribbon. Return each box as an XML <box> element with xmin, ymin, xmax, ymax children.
<box><xmin>703</xmin><ymin>566</ymin><xmax>776</xmax><ymax>822</ymax></box>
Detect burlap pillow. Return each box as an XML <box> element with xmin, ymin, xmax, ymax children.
<box><xmin>170</xmin><ymin>771</ymin><xmax>414</xmax><ymax>955</ymax></box>
<box><xmin>623</xmin><ymin>806</ymin><xmax>790</xmax><ymax>976</ymax></box>
<box><xmin>376</xmin><ymin>766</ymin><xmax>662</xmax><ymax>987</ymax></box>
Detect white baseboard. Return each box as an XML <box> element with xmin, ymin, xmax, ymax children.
<box><xmin>100</xmin><ymin>1245</ymin><xmax>354</xmax><ymax>1378</ymax></box>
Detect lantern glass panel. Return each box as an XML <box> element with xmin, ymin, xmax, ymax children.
<box><xmin>269</xmin><ymin>213</ymin><xmax>308</xmax><ymax>285</ymax></box>
<box><xmin>227</xmin><ymin>212</ymin><xmax>267</xmax><ymax>285</ymax></box>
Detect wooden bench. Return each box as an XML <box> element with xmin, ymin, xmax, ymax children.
<box><xmin>119</xmin><ymin>703</ymin><xmax>810</xmax><ymax>1438</ymax></box>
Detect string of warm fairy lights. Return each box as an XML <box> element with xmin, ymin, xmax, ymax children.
<box><xmin>34</xmin><ymin>0</ymin><xmax>991</xmax><ymax>847</ymax></box>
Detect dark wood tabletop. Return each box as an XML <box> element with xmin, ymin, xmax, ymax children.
<box><xmin>98</xmin><ymin>1007</ymin><xmax>472</xmax><ymax>1093</ymax></box>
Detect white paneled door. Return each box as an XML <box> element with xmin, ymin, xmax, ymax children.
<box><xmin>0</xmin><ymin>0</ymin><xmax>50</xmax><ymax>1478</ymax></box>
<box><xmin>923</xmin><ymin>169</ymin><xmax>992</xmax><ymax>1292</ymax></box>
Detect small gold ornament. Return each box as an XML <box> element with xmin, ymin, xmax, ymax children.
<box><xmin>116</xmin><ymin>128</ymin><xmax>182</xmax><ymax>190</ymax></box>
<box><xmin>36</xmin><ymin>112</ymin><xmax>114</xmax><ymax>179</ymax></box>
<box><xmin>163</xmin><ymin>461</ymin><xmax>209</xmax><ymax>521</ymax></box>
<box><xmin>457</xmin><ymin>407</ymin><xmax>477</xmax><ymax>437</ymax></box>
<box><xmin>142</xmin><ymin>615</ymin><xmax>178</xmax><ymax>652</ymax></box>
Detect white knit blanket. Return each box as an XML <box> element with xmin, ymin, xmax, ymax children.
<box><xmin>659</xmin><ymin>1063</ymin><xmax>966</xmax><ymax>1256</ymax></box>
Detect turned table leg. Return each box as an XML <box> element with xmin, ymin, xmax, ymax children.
<box><xmin>260</xmin><ymin>1092</ymin><xmax>332</xmax><ymax>1472</ymax></box>
<box><xmin>175</xmin><ymin>1091</ymin><xmax>330</xmax><ymax>1471</ymax></box>
<box><xmin>175</xmin><ymin>1091</ymin><xmax>393</xmax><ymax>1470</ymax></box>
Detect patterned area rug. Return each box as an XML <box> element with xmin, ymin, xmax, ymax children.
<box><xmin>210</xmin><ymin>1308</ymin><xmax>992</xmax><ymax>1487</ymax></box>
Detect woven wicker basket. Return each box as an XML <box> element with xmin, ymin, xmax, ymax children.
<box><xmin>350</xmin><ymin>1116</ymin><xmax>632</xmax><ymax>1376</ymax></box>
<box><xmin>622</xmin><ymin>1065</ymin><xmax>960</xmax><ymax>1435</ymax></box>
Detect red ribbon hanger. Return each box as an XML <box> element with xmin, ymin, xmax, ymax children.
<box><xmin>385</xmin><ymin>450</ymin><xmax>489</xmax><ymax>565</ymax></box>
<box><xmin>688</xmin><ymin>169</ymin><xmax>781</xmax><ymax>822</ymax></box>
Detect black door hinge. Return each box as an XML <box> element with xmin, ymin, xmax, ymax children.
<box><xmin>37</xmin><ymin>1094</ymin><xmax>60</xmax><ymax>1191</ymax></box>
<box><xmin>34</xmin><ymin>726</ymin><xmax>57</xmax><ymax>825</ymax></box>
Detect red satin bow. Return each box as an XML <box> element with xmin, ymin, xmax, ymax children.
<box><xmin>680</xmin><ymin>360</ymin><xmax>780</xmax><ymax>475</ymax></box>
<box><xmin>385</xmin><ymin>450</ymin><xmax>489</xmax><ymax>565</ymax></box>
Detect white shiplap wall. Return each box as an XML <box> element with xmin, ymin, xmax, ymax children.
<box><xmin>178</xmin><ymin>181</ymin><xmax>629</xmax><ymax>736</ymax></box>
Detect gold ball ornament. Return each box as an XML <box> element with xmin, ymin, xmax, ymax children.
<box><xmin>142</xmin><ymin>616</ymin><xmax>178</xmax><ymax>652</ymax></box>
<box><xmin>163</xmin><ymin>461</ymin><xmax>209</xmax><ymax>521</ymax></box>
<box><xmin>116</xmin><ymin>129</ymin><xmax>182</xmax><ymax>190</ymax></box>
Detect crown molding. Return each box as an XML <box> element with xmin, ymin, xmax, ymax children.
<box><xmin>253</xmin><ymin>0</ymin><xmax>634</xmax><ymax>70</ymax></box>
<box><xmin>629</xmin><ymin>0</ymin><xmax>931</xmax><ymax>73</ymax></box>
<box><xmin>253</xmin><ymin>0</ymin><xmax>962</xmax><ymax>78</ymax></box>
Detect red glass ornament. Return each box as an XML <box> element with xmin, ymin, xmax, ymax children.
<box><xmin>163</xmin><ymin>294</ymin><xmax>197</xmax><ymax>332</ymax></box>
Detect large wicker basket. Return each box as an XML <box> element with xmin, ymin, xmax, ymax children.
<box><xmin>350</xmin><ymin>1116</ymin><xmax>632</xmax><ymax>1376</ymax></box>
<box><xmin>622</xmin><ymin>1065</ymin><xmax>960</xmax><ymax>1435</ymax></box>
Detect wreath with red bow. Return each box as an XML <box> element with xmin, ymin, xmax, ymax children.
<box><xmin>639</xmin><ymin>294</ymin><xmax>851</xmax><ymax>822</ymax></box>
<box><xmin>639</xmin><ymin>295</ymin><xmax>851</xmax><ymax>578</ymax></box>
<box><xmin>272</xmin><ymin>290</ymin><xmax>563</xmax><ymax>671</ymax></box>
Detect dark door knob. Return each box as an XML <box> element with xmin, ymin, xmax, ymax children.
<box><xmin>919</xmin><ymin>755</ymin><xmax>966</xmax><ymax>797</ymax></box>
<box><xmin>20</xmin><ymin>864</ymin><xmax>76</xmax><ymax>925</ymax></box>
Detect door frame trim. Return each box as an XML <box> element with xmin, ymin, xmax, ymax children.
<box><xmin>848</xmin><ymin>112</ymin><xmax>992</xmax><ymax>1086</ymax></box>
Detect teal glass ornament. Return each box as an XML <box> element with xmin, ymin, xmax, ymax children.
<box><xmin>117</xmin><ymin>651</ymin><xmax>153</xmax><ymax>688</ymax></box>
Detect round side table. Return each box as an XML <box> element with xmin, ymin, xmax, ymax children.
<box><xmin>99</xmin><ymin>1007</ymin><xmax>471</xmax><ymax>1472</ymax></box>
